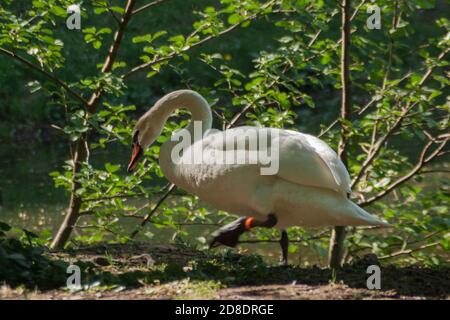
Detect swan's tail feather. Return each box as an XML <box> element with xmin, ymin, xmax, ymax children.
<box><xmin>348</xmin><ymin>201</ymin><xmax>391</xmax><ymax>227</ymax></box>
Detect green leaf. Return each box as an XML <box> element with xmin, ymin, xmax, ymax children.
<box><xmin>153</xmin><ymin>30</ymin><xmax>167</xmax><ymax>40</ymax></box>
<box><xmin>50</xmin><ymin>6</ymin><xmax>67</xmax><ymax>17</ymax></box>
<box><xmin>227</xmin><ymin>13</ymin><xmax>241</xmax><ymax>25</ymax></box>
<box><xmin>111</xmin><ymin>6</ymin><xmax>125</xmax><ymax>14</ymax></box>
<box><xmin>105</xmin><ymin>163</ymin><xmax>120</xmax><ymax>173</ymax></box>
<box><xmin>94</xmin><ymin>8</ymin><xmax>107</xmax><ymax>15</ymax></box>
<box><xmin>98</xmin><ymin>28</ymin><xmax>112</xmax><ymax>34</ymax></box>
<box><xmin>169</xmin><ymin>35</ymin><xmax>185</xmax><ymax>45</ymax></box>
<box><xmin>132</xmin><ymin>34</ymin><xmax>152</xmax><ymax>43</ymax></box>
<box><xmin>93</xmin><ymin>40</ymin><xmax>102</xmax><ymax>49</ymax></box>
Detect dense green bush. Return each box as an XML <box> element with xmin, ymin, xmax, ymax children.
<box><xmin>0</xmin><ymin>222</ymin><xmax>69</xmax><ymax>289</ymax></box>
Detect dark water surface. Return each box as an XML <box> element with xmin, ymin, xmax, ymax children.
<box><xmin>0</xmin><ymin>143</ymin><xmax>136</xmax><ymax>232</ymax></box>
<box><xmin>0</xmin><ymin>143</ymin><xmax>67</xmax><ymax>231</ymax></box>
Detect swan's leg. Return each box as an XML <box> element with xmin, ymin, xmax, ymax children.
<box><xmin>280</xmin><ymin>230</ymin><xmax>289</xmax><ymax>265</ymax></box>
<box><xmin>210</xmin><ymin>214</ymin><xmax>277</xmax><ymax>248</ymax></box>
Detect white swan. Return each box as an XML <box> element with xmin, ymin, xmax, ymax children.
<box><xmin>127</xmin><ymin>90</ymin><xmax>389</xmax><ymax>263</ymax></box>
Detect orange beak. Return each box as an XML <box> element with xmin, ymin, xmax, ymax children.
<box><xmin>127</xmin><ymin>143</ymin><xmax>143</xmax><ymax>173</ymax></box>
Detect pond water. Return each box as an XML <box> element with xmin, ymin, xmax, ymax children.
<box><xmin>0</xmin><ymin>143</ymin><xmax>66</xmax><ymax>231</ymax></box>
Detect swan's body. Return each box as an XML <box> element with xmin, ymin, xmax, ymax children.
<box><xmin>128</xmin><ymin>90</ymin><xmax>388</xmax><ymax>261</ymax></box>
<box><xmin>130</xmin><ymin>89</ymin><xmax>387</xmax><ymax>229</ymax></box>
<box><xmin>161</xmin><ymin>126</ymin><xmax>387</xmax><ymax>229</ymax></box>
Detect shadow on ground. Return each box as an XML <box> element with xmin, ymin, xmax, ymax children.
<box><xmin>28</xmin><ymin>242</ymin><xmax>447</xmax><ymax>300</ymax></box>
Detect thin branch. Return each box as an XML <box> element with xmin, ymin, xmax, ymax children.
<box><xmin>100</xmin><ymin>0</ymin><xmax>121</xmax><ymax>25</ymax></box>
<box><xmin>351</xmin><ymin>103</ymin><xmax>416</xmax><ymax>189</ymax></box>
<box><xmin>346</xmin><ymin>229</ymin><xmax>441</xmax><ymax>260</ymax></box>
<box><xmin>83</xmin><ymin>192</ymin><xmax>146</xmax><ymax>202</ymax></box>
<box><xmin>150</xmin><ymin>220</ymin><xmax>221</xmax><ymax>227</ymax></box>
<box><xmin>74</xmin><ymin>224</ymin><xmax>96</xmax><ymax>229</ymax></box>
<box><xmin>307</xmin><ymin>9</ymin><xmax>339</xmax><ymax>48</ymax></box>
<box><xmin>350</xmin><ymin>0</ymin><xmax>366</xmax><ymax>20</ymax></box>
<box><xmin>378</xmin><ymin>242</ymin><xmax>439</xmax><ymax>260</ymax></box>
<box><xmin>132</xmin><ymin>0</ymin><xmax>169</xmax><ymax>16</ymax></box>
<box><xmin>359</xmin><ymin>136</ymin><xmax>448</xmax><ymax>207</ymax></box>
<box><xmin>420</xmin><ymin>169</ymin><xmax>450</xmax><ymax>174</ymax></box>
<box><xmin>130</xmin><ymin>184</ymin><xmax>176</xmax><ymax>238</ymax></box>
<box><xmin>21</xmin><ymin>11</ymin><xmax>47</xmax><ymax>28</ymax></box>
<box><xmin>107</xmin><ymin>9</ymin><xmax>121</xmax><ymax>25</ymax></box>
<box><xmin>0</xmin><ymin>47</ymin><xmax>88</xmax><ymax>106</ymax></box>
<box><xmin>79</xmin><ymin>210</ymin><xmax>94</xmax><ymax>216</ymax></box>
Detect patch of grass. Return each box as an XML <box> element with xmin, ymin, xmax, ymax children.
<box><xmin>148</xmin><ymin>279</ymin><xmax>224</xmax><ymax>300</ymax></box>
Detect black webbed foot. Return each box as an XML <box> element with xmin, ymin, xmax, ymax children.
<box><xmin>209</xmin><ymin>217</ymin><xmax>247</xmax><ymax>248</ymax></box>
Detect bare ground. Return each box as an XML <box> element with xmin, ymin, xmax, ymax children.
<box><xmin>1</xmin><ymin>243</ymin><xmax>449</xmax><ymax>300</ymax></box>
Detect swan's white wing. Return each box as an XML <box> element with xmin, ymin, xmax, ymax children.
<box><xmin>275</xmin><ymin>130</ymin><xmax>351</xmax><ymax>195</ymax></box>
<box><xmin>294</xmin><ymin>131</ymin><xmax>351</xmax><ymax>194</ymax></box>
<box><xmin>191</xmin><ymin>127</ymin><xmax>351</xmax><ymax>195</ymax></box>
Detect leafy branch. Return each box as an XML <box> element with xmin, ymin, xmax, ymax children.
<box><xmin>0</xmin><ymin>47</ymin><xmax>88</xmax><ymax>106</ymax></box>
<box><xmin>359</xmin><ymin>132</ymin><xmax>449</xmax><ymax>207</ymax></box>
<box><xmin>87</xmin><ymin>0</ymin><xmax>138</xmax><ymax>112</ymax></box>
<box><xmin>123</xmin><ymin>0</ymin><xmax>280</xmax><ymax>79</ymax></box>
<box><xmin>379</xmin><ymin>242</ymin><xmax>440</xmax><ymax>260</ymax></box>
<box><xmin>351</xmin><ymin>47</ymin><xmax>450</xmax><ymax>190</ymax></box>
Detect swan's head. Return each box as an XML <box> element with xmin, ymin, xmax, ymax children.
<box><xmin>127</xmin><ymin>109</ymin><xmax>164</xmax><ymax>173</ymax></box>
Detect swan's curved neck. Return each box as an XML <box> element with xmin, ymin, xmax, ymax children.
<box><xmin>151</xmin><ymin>90</ymin><xmax>212</xmax><ymax>182</ymax></box>
<box><xmin>153</xmin><ymin>90</ymin><xmax>212</xmax><ymax>137</ymax></box>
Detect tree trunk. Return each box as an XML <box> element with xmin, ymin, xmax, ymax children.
<box><xmin>328</xmin><ymin>0</ymin><xmax>351</xmax><ymax>268</ymax></box>
<box><xmin>328</xmin><ymin>226</ymin><xmax>347</xmax><ymax>268</ymax></box>
<box><xmin>50</xmin><ymin>135</ymin><xmax>88</xmax><ymax>250</ymax></box>
<box><xmin>49</xmin><ymin>0</ymin><xmax>137</xmax><ymax>250</ymax></box>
